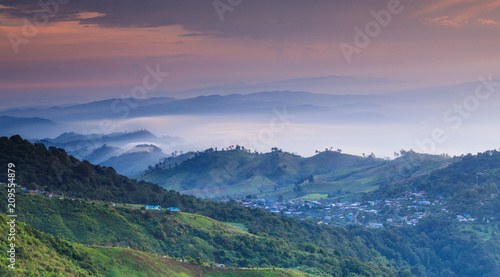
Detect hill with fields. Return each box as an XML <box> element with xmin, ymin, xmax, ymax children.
<box><xmin>139</xmin><ymin>148</ymin><xmax>451</xmax><ymax>199</ymax></box>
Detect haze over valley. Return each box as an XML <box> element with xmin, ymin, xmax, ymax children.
<box><xmin>2</xmin><ymin>76</ymin><xmax>500</xmax><ymax>160</ymax></box>
<box><xmin>2</xmin><ymin>0</ymin><xmax>500</xmax><ymax>276</ymax></box>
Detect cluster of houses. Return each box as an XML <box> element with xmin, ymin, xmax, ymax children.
<box><xmin>144</xmin><ymin>205</ymin><xmax>181</xmax><ymax>212</ymax></box>
<box><xmin>0</xmin><ymin>183</ymin><xmax>183</xmax><ymax>213</ymax></box>
<box><xmin>222</xmin><ymin>190</ymin><xmax>481</xmax><ymax>228</ymax></box>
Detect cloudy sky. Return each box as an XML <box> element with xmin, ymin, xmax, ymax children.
<box><xmin>1</xmin><ymin>0</ymin><xmax>499</xmax><ymax>106</ymax></box>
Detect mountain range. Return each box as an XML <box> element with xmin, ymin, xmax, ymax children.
<box><xmin>1</xmin><ymin>77</ymin><xmax>497</xmax><ymax>127</ymax></box>
<box><xmin>0</xmin><ymin>116</ymin><xmax>57</xmax><ymax>138</ymax></box>
<box><xmin>2</xmin><ymin>77</ymin><xmax>499</xmax><ymax>158</ymax></box>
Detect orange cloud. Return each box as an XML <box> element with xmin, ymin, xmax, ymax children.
<box><xmin>425</xmin><ymin>16</ymin><xmax>461</xmax><ymax>27</ymax></box>
<box><xmin>75</xmin><ymin>12</ymin><xmax>106</xmax><ymax>20</ymax></box>
<box><xmin>417</xmin><ymin>0</ymin><xmax>500</xmax><ymax>27</ymax></box>
<box><xmin>477</xmin><ymin>18</ymin><xmax>499</xmax><ymax>26</ymax></box>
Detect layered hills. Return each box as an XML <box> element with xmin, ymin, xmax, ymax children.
<box><xmin>3</xmin><ymin>135</ymin><xmax>500</xmax><ymax>276</ymax></box>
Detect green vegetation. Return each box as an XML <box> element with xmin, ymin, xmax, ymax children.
<box><xmin>0</xmin><ymin>214</ymin><xmax>307</xmax><ymax>277</ymax></box>
<box><xmin>6</xmin><ymin>135</ymin><xmax>500</xmax><ymax>276</ymax></box>
<box><xmin>0</xmin><ymin>213</ymin><xmax>98</xmax><ymax>276</ymax></box>
<box><xmin>373</xmin><ymin>150</ymin><xmax>500</xmax><ymax>220</ymax></box>
<box><xmin>139</xmin><ymin>147</ymin><xmax>450</xmax><ymax>199</ymax></box>
<box><xmin>0</xmin><ymin>190</ymin><xmax>396</xmax><ymax>276</ymax></box>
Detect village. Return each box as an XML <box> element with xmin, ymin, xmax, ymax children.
<box><xmin>3</xmin><ymin>183</ymin><xmax>481</xmax><ymax>228</ymax></box>
<box><xmin>221</xmin><ymin>190</ymin><xmax>481</xmax><ymax>228</ymax></box>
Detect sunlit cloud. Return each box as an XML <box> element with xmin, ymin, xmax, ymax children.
<box><xmin>75</xmin><ymin>12</ymin><xmax>106</xmax><ymax>20</ymax></box>
<box><xmin>425</xmin><ymin>16</ymin><xmax>461</xmax><ymax>27</ymax></box>
<box><xmin>417</xmin><ymin>0</ymin><xmax>500</xmax><ymax>27</ymax></box>
<box><xmin>477</xmin><ymin>18</ymin><xmax>500</xmax><ymax>26</ymax></box>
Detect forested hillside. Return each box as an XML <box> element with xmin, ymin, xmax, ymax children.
<box><xmin>3</xmin><ymin>135</ymin><xmax>500</xmax><ymax>276</ymax></box>
<box><xmin>373</xmin><ymin>150</ymin><xmax>500</xmax><ymax>219</ymax></box>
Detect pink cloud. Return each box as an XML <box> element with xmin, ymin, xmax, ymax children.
<box><xmin>425</xmin><ymin>16</ymin><xmax>461</xmax><ymax>27</ymax></box>
<box><xmin>477</xmin><ymin>18</ymin><xmax>500</xmax><ymax>26</ymax></box>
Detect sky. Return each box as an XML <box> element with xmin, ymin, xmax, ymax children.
<box><xmin>1</xmin><ymin>0</ymin><xmax>500</xmax><ymax>157</ymax></box>
<box><xmin>1</xmin><ymin>0</ymin><xmax>500</xmax><ymax>105</ymax></box>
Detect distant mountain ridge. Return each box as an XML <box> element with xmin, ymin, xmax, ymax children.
<box><xmin>0</xmin><ymin>115</ymin><xmax>57</xmax><ymax>138</ymax></box>
<box><xmin>152</xmin><ymin>75</ymin><xmax>411</xmax><ymax>98</ymax></box>
<box><xmin>3</xmin><ymin>78</ymin><xmax>496</xmax><ymax>124</ymax></box>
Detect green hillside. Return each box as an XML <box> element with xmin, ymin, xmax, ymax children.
<box><xmin>0</xmin><ymin>214</ymin><xmax>307</xmax><ymax>277</ymax></box>
<box><xmin>0</xmin><ymin>190</ymin><xmax>397</xmax><ymax>276</ymax></box>
<box><xmin>0</xmin><ymin>213</ymin><xmax>98</xmax><ymax>276</ymax></box>
<box><xmin>139</xmin><ymin>148</ymin><xmax>451</xmax><ymax>199</ymax></box>
<box><xmin>5</xmin><ymin>135</ymin><xmax>500</xmax><ymax>276</ymax></box>
<box><xmin>373</xmin><ymin>150</ymin><xmax>500</xmax><ymax>219</ymax></box>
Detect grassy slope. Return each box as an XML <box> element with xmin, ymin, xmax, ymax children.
<box><xmin>0</xmin><ymin>213</ymin><xmax>97</xmax><ymax>276</ymax></box>
<box><xmin>0</xmin><ymin>191</ymin><xmax>398</xmax><ymax>276</ymax></box>
<box><xmin>140</xmin><ymin>150</ymin><xmax>451</xmax><ymax>200</ymax></box>
<box><xmin>93</xmin><ymin>247</ymin><xmax>307</xmax><ymax>277</ymax></box>
<box><xmin>3</xmin><ymin>191</ymin><xmax>258</xmax><ymax>256</ymax></box>
<box><xmin>0</xmin><ymin>213</ymin><xmax>306</xmax><ymax>277</ymax></box>
<box><xmin>290</xmin><ymin>153</ymin><xmax>452</xmax><ymax>201</ymax></box>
